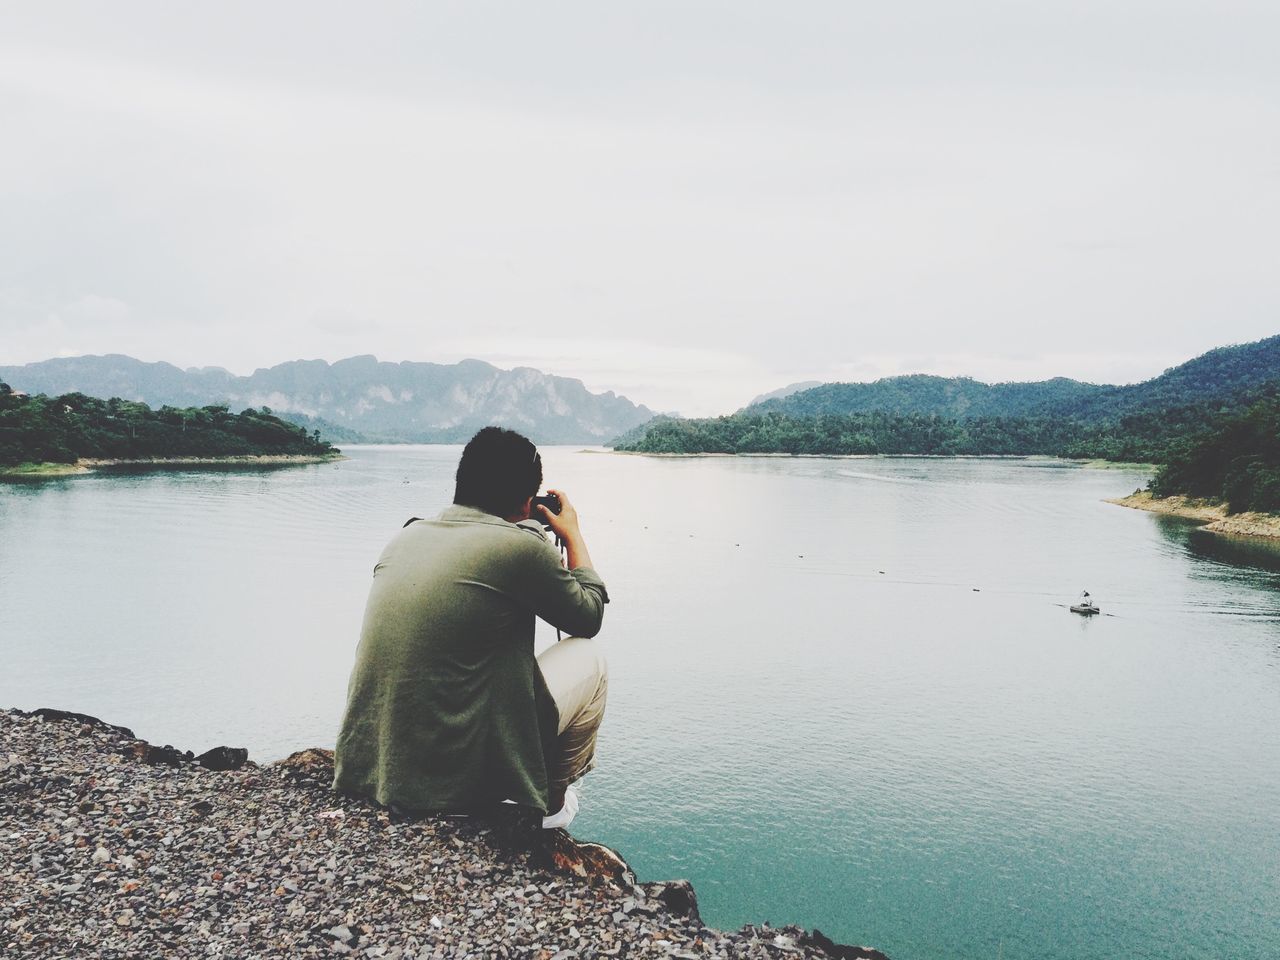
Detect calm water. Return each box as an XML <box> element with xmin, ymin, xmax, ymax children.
<box><xmin>2</xmin><ymin>448</ymin><xmax>1278</xmax><ymax>960</ymax></box>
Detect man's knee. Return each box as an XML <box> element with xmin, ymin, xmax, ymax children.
<box><xmin>561</xmin><ymin>635</ymin><xmax>608</xmax><ymax>692</ymax></box>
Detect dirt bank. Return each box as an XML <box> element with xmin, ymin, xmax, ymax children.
<box><xmin>1107</xmin><ymin>491</ymin><xmax>1280</xmax><ymax>540</ymax></box>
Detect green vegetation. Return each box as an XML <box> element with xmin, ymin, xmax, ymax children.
<box><xmin>614</xmin><ymin>334</ymin><xmax>1280</xmax><ymax>516</ymax></box>
<box><xmin>1149</xmin><ymin>398</ymin><xmax>1280</xmax><ymax>514</ymax></box>
<box><xmin>748</xmin><ymin>334</ymin><xmax>1280</xmax><ymax>423</ymax></box>
<box><xmin>0</xmin><ymin>382</ymin><xmax>338</xmax><ymax>468</ymax></box>
<box><xmin>612</xmin><ymin>396</ymin><xmax>1261</xmax><ymax>462</ymax></box>
<box><xmin>750</xmin><ymin>374</ymin><xmax>1105</xmax><ymax>419</ymax></box>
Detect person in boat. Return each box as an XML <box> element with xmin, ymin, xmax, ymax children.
<box><xmin>1071</xmin><ymin>590</ymin><xmax>1099</xmax><ymax>614</ymax></box>
<box><xmin>333</xmin><ymin>426</ymin><xmax>609</xmax><ymax>829</ymax></box>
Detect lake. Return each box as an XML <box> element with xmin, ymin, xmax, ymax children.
<box><xmin>2</xmin><ymin>447</ymin><xmax>1278</xmax><ymax>960</ymax></box>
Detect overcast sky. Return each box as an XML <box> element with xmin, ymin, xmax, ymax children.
<box><xmin>2</xmin><ymin>2</ymin><xmax>1277</xmax><ymax>415</ymax></box>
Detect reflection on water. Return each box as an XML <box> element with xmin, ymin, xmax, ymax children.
<box><xmin>2</xmin><ymin>450</ymin><xmax>1279</xmax><ymax>960</ymax></box>
<box><xmin>1159</xmin><ymin>516</ymin><xmax>1280</xmax><ymax>576</ymax></box>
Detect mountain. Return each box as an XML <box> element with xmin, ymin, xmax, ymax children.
<box><xmin>0</xmin><ymin>354</ymin><xmax>655</xmax><ymax>444</ymax></box>
<box><xmin>748</xmin><ymin>374</ymin><xmax>1106</xmax><ymax>419</ymax></box>
<box><xmin>1043</xmin><ymin>335</ymin><xmax>1280</xmax><ymax>421</ymax></box>
<box><xmin>746</xmin><ymin>335</ymin><xmax>1280</xmax><ymax>422</ymax></box>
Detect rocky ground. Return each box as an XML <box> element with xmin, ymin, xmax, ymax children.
<box><xmin>0</xmin><ymin>708</ymin><xmax>884</xmax><ymax>959</ymax></box>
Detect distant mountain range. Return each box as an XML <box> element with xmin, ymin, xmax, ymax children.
<box><xmin>0</xmin><ymin>355</ymin><xmax>655</xmax><ymax>444</ymax></box>
<box><xmin>7</xmin><ymin>336</ymin><xmax>1275</xmax><ymax>447</ymax></box>
<box><xmin>745</xmin><ymin>335</ymin><xmax>1280</xmax><ymax>422</ymax></box>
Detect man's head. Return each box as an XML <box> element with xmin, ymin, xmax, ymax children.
<box><xmin>454</xmin><ymin>427</ymin><xmax>542</xmax><ymax>519</ymax></box>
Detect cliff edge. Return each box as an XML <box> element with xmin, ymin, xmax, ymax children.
<box><xmin>0</xmin><ymin>708</ymin><xmax>885</xmax><ymax>959</ymax></box>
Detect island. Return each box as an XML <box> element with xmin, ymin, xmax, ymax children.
<box><xmin>0</xmin><ymin>383</ymin><xmax>342</xmax><ymax>478</ymax></box>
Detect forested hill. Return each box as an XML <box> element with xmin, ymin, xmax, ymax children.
<box><xmin>612</xmin><ymin>335</ymin><xmax>1280</xmax><ymax>463</ymax></box>
<box><xmin>0</xmin><ymin>384</ymin><xmax>337</xmax><ymax>467</ymax></box>
<box><xmin>612</xmin><ymin>409</ymin><xmax>1166</xmax><ymax>460</ymax></box>
<box><xmin>749</xmin><ymin>374</ymin><xmax>1106</xmax><ymax>419</ymax></box>
<box><xmin>748</xmin><ymin>335</ymin><xmax>1280</xmax><ymax>421</ymax></box>
<box><xmin>1150</xmin><ymin>397</ymin><xmax>1280</xmax><ymax>513</ymax></box>
<box><xmin>609</xmin><ymin>382</ymin><xmax>1280</xmax><ymax>462</ymax></box>
<box><xmin>1047</xmin><ymin>335</ymin><xmax>1280</xmax><ymax>421</ymax></box>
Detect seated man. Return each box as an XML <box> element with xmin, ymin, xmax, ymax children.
<box><xmin>333</xmin><ymin>427</ymin><xmax>608</xmax><ymax>827</ymax></box>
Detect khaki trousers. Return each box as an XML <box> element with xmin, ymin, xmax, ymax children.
<box><xmin>537</xmin><ymin>636</ymin><xmax>608</xmax><ymax>793</ymax></box>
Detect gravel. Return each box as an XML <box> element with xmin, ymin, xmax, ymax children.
<box><xmin>0</xmin><ymin>708</ymin><xmax>885</xmax><ymax>959</ymax></box>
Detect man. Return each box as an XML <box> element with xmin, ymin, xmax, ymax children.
<box><xmin>333</xmin><ymin>427</ymin><xmax>608</xmax><ymax>828</ymax></box>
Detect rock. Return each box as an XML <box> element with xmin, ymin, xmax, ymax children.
<box><xmin>20</xmin><ymin>708</ymin><xmax>136</xmax><ymax>740</ymax></box>
<box><xmin>803</xmin><ymin>928</ymin><xmax>892</xmax><ymax>960</ymax></box>
<box><xmin>131</xmin><ymin>742</ymin><xmax>194</xmax><ymax>766</ymax></box>
<box><xmin>196</xmin><ymin>746</ymin><xmax>249</xmax><ymax>771</ymax></box>
<box><xmin>642</xmin><ymin>879</ymin><xmax>701</xmax><ymax>924</ymax></box>
<box><xmin>275</xmin><ymin>748</ymin><xmax>335</xmax><ymax>775</ymax></box>
<box><xmin>537</xmin><ymin>829</ymin><xmax>635</xmax><ymax>893</ymax></box>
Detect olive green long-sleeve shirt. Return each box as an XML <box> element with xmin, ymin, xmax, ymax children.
<box><xmin>333</xmin><ymin>505</ymin><xmax>608</xmax><ymax>814</ymax></box>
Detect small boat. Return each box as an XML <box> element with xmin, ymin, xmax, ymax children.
<box><xmin>1070</xmin><ymin>591</ymin><xmax>1100</xmax><ymax>616</ymax></box>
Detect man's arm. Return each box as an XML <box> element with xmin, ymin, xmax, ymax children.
<box><xmin>538</xmin><ymin>488</ymin><xmax>595</xmax><ymax>572</ymax></box>
<box><xmin>518</xmin><ymin>489</ymin><xmax>608</xmax><ymax>637</ymax></box>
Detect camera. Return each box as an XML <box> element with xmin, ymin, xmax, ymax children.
<box><xmin>531</xmin><ymin>493</ymin><xmax>561</xmax><ymax>528</ymax></box>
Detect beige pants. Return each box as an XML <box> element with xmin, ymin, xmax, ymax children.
<box><xmin>537</xmin><ymin>636</ymin><xmax>608</xmax><ymax>793</ymax></box>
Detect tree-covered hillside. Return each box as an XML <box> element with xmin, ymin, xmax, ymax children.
<box><xmin>749</xmin><ymin>334</ymin><xmax>1280</xmax><ymax>422</ymax></box>
<box><xmin>619</xmin><ymin>376</ymin><xmax>1280</xmax><ymax>456</ymax></box>
<box><xmin>0</xmin><ymin>384</ymin><xmax>337</xmax><ymax>467</ymax></box>
<box><xmin>617</xmin><ymin>336</ymin><xmax>1280</xmax><ymax>480</ymax></box>
<box><xmin>752</xmin><ymin>374</ymin><xmax>1105</xmax><ymax>419</ymax></box>
<box><xmin>614</xmin><ymin>410</ymin><xmax>1161</xmax><ymax>459</ymax></box>
<box><xmin>1048</xmin><ymin>335</ymin><xmax>1280</xmax><ymax>422</ymax></box>
<box><xmin>1149</xmin><ymin>398</ymin><xmax>1280</xmax><ymax>513</ymax></box>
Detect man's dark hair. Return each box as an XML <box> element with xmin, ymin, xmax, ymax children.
<box><xmin>454</xmin><ymin>427</ymin><xmax>542</xmax><ymax>517</ymax></box>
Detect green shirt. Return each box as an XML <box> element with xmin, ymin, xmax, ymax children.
<box><xmin>333</xmin><ymin>505</ymin><xmax>608</xmax><ymax>814</ymax></box>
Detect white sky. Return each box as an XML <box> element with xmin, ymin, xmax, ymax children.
<box><xmin>1</xmin><ymin>1</ymin><xmax>1277</xmax><ymax>415</ymax></box>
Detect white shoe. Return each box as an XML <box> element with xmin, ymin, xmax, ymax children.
<box><xmin>541</xmin><ymin>786</ymin><xmax>579</xmax><ymax>829</ymax></box>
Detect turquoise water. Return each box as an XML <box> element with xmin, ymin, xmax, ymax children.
<box><xmin>2</xmin><ymin>448</ymin><xmax>1278</xmax><ymax>959</ymax></box>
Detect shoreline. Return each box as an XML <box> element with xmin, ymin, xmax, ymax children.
<box><xmin>1</xmin><ymin>706</ymin><xmax>883</xmax><ymax>959</ymax></box>
<box><xmin>0</xmin><ymin>452</ymin><xmax>346</xmax><ymax>479</ymax></box>
<box><xmin>1107</xmin><ymin>490</ymin><xmax>1280</xmax><ymax>540</ymax></box>
<box><xmin>607</xmin><ymin>450</ymin><xmax>1155</xmax><ymax>468</ymax></box>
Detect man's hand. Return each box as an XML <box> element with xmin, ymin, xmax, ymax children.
<box><xmin>539</xmin><ymin>488</ymin><xmax>581</xmax><ymax>541</ymax></box>
<box><xmin>539</xmin><ymin>488</ymin><xmax>595</xmax><ymax>571</ymax></box>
